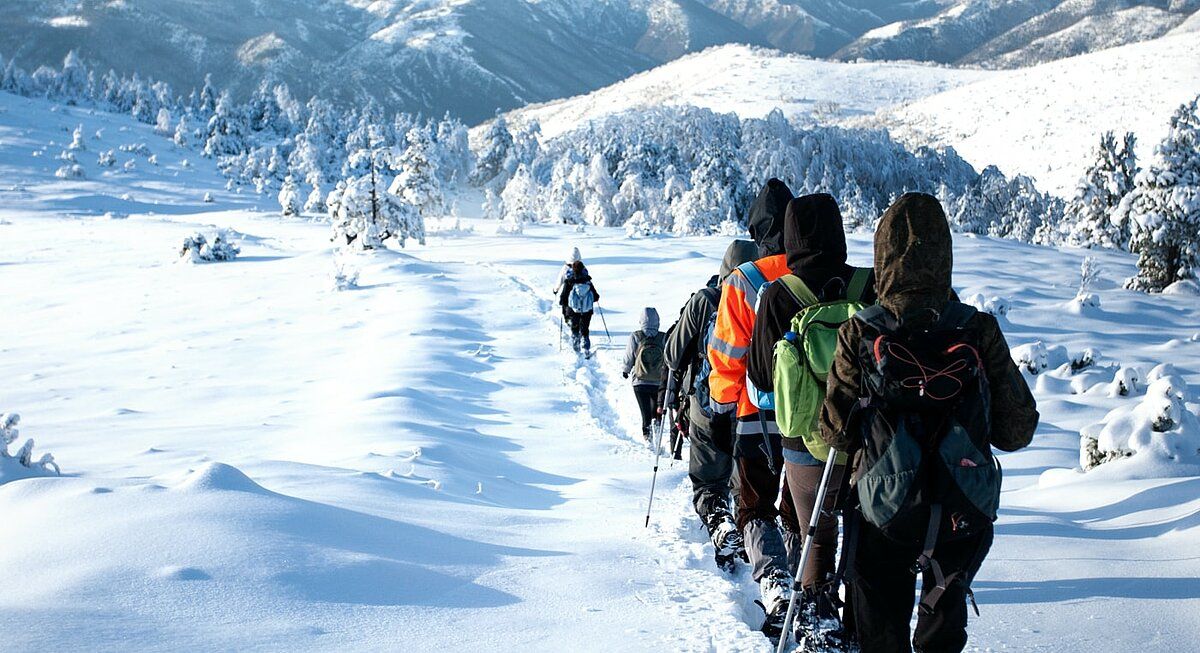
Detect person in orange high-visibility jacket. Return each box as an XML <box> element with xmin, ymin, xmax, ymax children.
<box><xmin>707</xmin><ymin>178</ymin><xmax>803</xmax><ymax>626</ymax></box>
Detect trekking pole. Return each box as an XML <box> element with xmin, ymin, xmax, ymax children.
<box><xmin>776</xmin><ymin>451</ymin><xmax>840</xmax><ymax>653</ymax></box>
<box><xmin>558</xmin><ymin>314</ymin><xmax>563</xmax><ymax>351</ymax></box>
<box><xmin>643</xmin><ymin>407</ymin><xmax>671</xmax><ymax>528</ymax></box>
<box><xmin>597</xmin><ymin>305</ymin><xmax>613</xmax><ymax>346</ymax></box>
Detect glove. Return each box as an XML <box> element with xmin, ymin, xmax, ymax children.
<box><xmin>622</xmin><ymin>372</ymin><xmax>629</xmax><ymax>379</ymax></box>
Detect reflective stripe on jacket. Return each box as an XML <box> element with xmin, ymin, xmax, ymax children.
<box><xmin>707</xmin><ymin>254</ymin><xmax>790</xmax><ymax>420</ymax></box>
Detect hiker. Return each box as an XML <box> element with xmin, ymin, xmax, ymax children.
<box><xmin>746</xmin><ymin>193</ymin><xmax>876</xmax><ymax>640</ymax></box>
<box><xmin>665</xmin><ymin>238</ymin><xmax>758</xmax><ymax>569</ymax></box>
<box><xmin>554</xmin><ymin>246</ymin><xmax>585</xmax><ymax>298</ymax></box>
<box><xmin>707</xmin><ymin>178</ymin><xmax>803</xmax><ymax>635</ymax></box>
<box><xmin>622</xmin><ymin>307</ymin><xmax>667</xmax><ymax>441</ymax></box>
<box><xmin>559</xmin><ymin>260</ymin><xmax>599</xmax><ymax>354</ymax></box>
<box><xmin>820</xmin><ymin>193</ymin><xmax>1038</xmax><ymax>653</ymax></box>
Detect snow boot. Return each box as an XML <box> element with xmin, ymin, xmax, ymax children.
<box><xmin>792</xmin><ymin>586</ymin><xmax>858</xmax><ymax>653</ymax></box>
<box><xmin>756</xmin><ymin>568</ymin><xmax>794</xmax><ymax>643</ymax></box>
<box><xmin>707</xmin><ymin>512</ymin><xmax>747</xmax><ymax>572</ymax></box>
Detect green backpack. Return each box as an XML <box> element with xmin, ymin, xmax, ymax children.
<box><xmin>633</xmin><ymin>333</ymin><xmax>666</xmax><ymax>383</ymax></box>
<box><xmin>772</xmin><ymin>268</ymin><xmax>871</xmax><ymax>462</ymax></box>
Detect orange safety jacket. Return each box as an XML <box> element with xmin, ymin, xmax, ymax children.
<box><xmin>707</xmin><ymin>254</ymin><xmax>790</xmax><ymax>430</ymax></box>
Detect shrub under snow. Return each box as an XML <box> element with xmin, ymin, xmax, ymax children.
<box><xmin>964</xmin><ymin>293</ymin><xmax>1010</xmax><ymax>317</ymax></box>
<box><xmin>1011</xmin><ymin>341</ymin><xmax>1068</xmax><ymax>375</ymax></box>
<box><xmin>179</xmin><ymin>229</ymin><xmax>240</xmax><ymax>263</ymax></box>
<box><xmin>54</xmin><ymin>164</ymin><xmax>85</xmax><ymax>179</ymax></box>
<box><xmin>1080</xmin><ymin>367</ymin><xmax>1200</xmax><ymax>474</ymax></box>
<box><xmin>1</xmin><ymin>413</ymin><xmax>60</xmax><ymax>484</ymax></box>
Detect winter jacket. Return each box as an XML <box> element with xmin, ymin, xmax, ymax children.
<box><xmin>746</xmin><ymin>194</ymin><xmax>877</xmax><ymax>452</ymax></box>
<box><xmin>666</xmin><ymin>240</ymin><xmax>759</xmax><ymax>426</ymax></box>
<box><xmin>559</xmin><ymin>273</ymin><xmax>599</xmax><ymax>313</ymax></box>
<box><xmin>819</xmin><ymin>192</ymin><xmax>1038</xmax><ymax>454</ymax></box>
<box><xmin>707</xmin><ymin>179</ymin><xmax>794</xmax><ymax>435</ymax></box>
<box><xmin>624</xmin><ymin>307</ymin><xmax>667</xmax><ymax>387</ymax></box>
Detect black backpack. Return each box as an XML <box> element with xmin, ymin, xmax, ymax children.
<box><xmin>849</xmin><ymin>302</ymin><xmax>1000</xmax><ymax>611</ymax></box>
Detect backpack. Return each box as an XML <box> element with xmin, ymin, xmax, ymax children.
<box><xmin>772</xmin><ymin>268</ymin><xmax>871</xmax><ymax>462</ymax></box>
<box><xmin>568</xmin><ymin>281</ymin><xmax>595</xmax><ymax>313</ymax></box>
<box><xmin>632</xmin><ymin>333</ymin><xmax>666</xmax><ymax>382</ymax></box>
<box><xmin>692</xmin><ymin>307</ymin><xmax>720</xmax><ymax>417</ymax></box>
<box><xmin>850</xmin><ymin>302</ymin><xmax>999</xmax><ymax>614</ymax></box>
<box><xmin>734</xmin><ymin>261</ymin><xmax>776</xmax><ymax>410</ymax></box>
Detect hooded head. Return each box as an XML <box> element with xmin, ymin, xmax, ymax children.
<box><xmin>566</xmin><ymin>246</ymin><xmax>581</xmax><ymax>264</ymax></box>
<box><xmin>719</xmin><ymin>239</ymin><xmax>758</xmax><ymax>282</ymax></box>
<box><xmin>784</xmin><ymin>194</ymin><xmax>847</xmax><ymax>282</ymax></box>
<box><xmin>746</xmin><ymin>178</ymin><xmax>793</xmax><ymax>257</ymax></box>
<box><xmin>639</xmin><ymin>307</ymin><xmax>660</xmax><ymax>335</ymax></box>
<box><xmin>874</xmin><ymin>193</ymin><xmax>953</xmax><ymax>325</ymax></box>
<box><xmin>571</xmin><ymin>260</ymin><xmax>586</xmax><ymax>278</ymax></box>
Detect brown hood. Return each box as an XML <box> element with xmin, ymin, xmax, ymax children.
<box><xmin>874</xmin><ymin>193</ymin><xmax>953</xmax><ymax>325</ymax></box>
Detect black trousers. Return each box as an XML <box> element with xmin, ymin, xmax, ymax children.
<box><xmin>851</xmin><ymin>519</ymin><xmax>993</xmax><ymax>653</ymax></box>
<box><xmin>567</xmin><ymin>310</ymin><xmax>593</xmax><ymax>349</ymax></box>
<box><xmin>633</xmin><ymin>384</ymin><xmax>660</xmax><ymax>438</ymax></box>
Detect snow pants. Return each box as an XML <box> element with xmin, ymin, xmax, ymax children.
<box><xmin>851</xmin><ymin>519</ymin><xmax>993</xmax><ymax>653</ymax></box>
<box><xmin>784</xmin><ymin>460</ymin><xmax>845</xmax><ymax>589</ymax></box>
<box><xmin>688</xmin><ymin>412</ymin><xmax>734</xmax><ymax>523</ymax></box>
<box><xmin>632</xmin><ymin>383</ymin><xmax>660</xmax><ymax>439</ymax></box>
<box><xmin>567</xmin><ymin>310</ymin><xmax>593</xmax><ymax>350</ymax></box>
<box><xmin>735</xmin><ymin>447</ymin><xmax>801</xmax><ymax>582</ymax></box>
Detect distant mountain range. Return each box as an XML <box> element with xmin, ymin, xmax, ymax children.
<box><xmin>1</xmin><ymin>0</ymin><xmax>1195</xmax><ymax>122</ymax></box>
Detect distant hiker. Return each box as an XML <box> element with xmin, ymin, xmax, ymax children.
<box><xmin>665</xmin><ymin>238</ymin><xmax>758</xmax><ymax>569</ymax></box>
<box><xmin>554</xmin><ymin>246</ymin><xmax>585</xmax><ymax>299</ymax></box>
<box><xmin>820</xmin><ymin>193</ymin><xmax>1038</xmax><ymax>653</ymax></box>
<box><xmin>623</xmin><ymin>307</ymin><xmax>667</xmax><ymax>441</ymax></box>
<box><xmin>746</xmin><ymin>193</ymin><xmax>875</xmax><ymax>644</ymax></box>
<box><xmin>707</xmin><ymin>178</ymin><xmax>802</xmax><ymax>635</ymax></box>
<box><xmin>559</xmin><ymin>260</ymin><xmax>599</xmax><ymax>354</ymax></box>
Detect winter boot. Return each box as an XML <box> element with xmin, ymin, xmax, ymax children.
<box><xmin>793</xmin><ymin>585</ymin><xmax>858</xmax><ymax>653</ymax></box>
<box><xmin>757</xmin><ymin>568</ymin><xmax>794</xmax><ymax>642</ymax></box>
<box><xmin>707</xmin><ymin>512</ymin><xmax>747</xmax><ymax>572</ymax></box>
<box><xmin>571</xmin><ymin>334</ymin><xmax>581</xmax><ymax>353</ymax></box>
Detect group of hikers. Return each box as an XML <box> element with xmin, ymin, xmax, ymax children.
<box><xmin>556</xmin><ymin>181</ymin><xmax>1039</xmax><ymax>653</ymax></box>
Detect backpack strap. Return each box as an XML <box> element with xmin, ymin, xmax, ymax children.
<box><xmin>736</xmin><ymin>260</ymin><xmax>769</xmax><ymax>294</ymax></box>
<box><xmin>847</xmin><ymin>267</ymin><xmax>871</xmax><ymax>302</ymax></box>
<box><xmin>778</xmin><ymin>274</ymin><xmax>819</xmax><ymax>307</ymax></box>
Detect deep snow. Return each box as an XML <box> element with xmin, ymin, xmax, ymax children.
<box><xmin>2</xmin><ymin>90</ymin><xmax>1200</xmax><ymax>652</ymax></box>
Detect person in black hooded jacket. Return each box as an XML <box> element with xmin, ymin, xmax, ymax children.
<box><xmin>746</xmin><ymin>194</ymin><xmax>876</xmax><ymax>624</ymax></box>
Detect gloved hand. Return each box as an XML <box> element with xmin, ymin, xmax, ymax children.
<box><xmin>622</xmin><ymin>372</ymin><xmax>629</xmax><ymax>379</ymax></box>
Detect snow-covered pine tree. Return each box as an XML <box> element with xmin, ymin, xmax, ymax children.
<box><xmin>1124</xmin><ymin>96</ymin><xmax>1200</xmax><ymax>292</ymax></box>
<box><xmin>471</xmin><ymin>114</ymin><xmax>514</xmax><ymax>187</ymax></box>
<box><xmin>304</xmin><ymin>180</ymin><xmax>327</xmax><ymax>215</ymax></box>
<box><xmin>203</xmin><ymin>92</ymin><xmax>248</xmax><ymax>158</ymax></box>
<box><xmin>388</xmin><ymin>127</ymin><xmax>443</xmax><ymax>219</ymax></box>
<box><xmin>582</xmin><ymin>153</ymin><xmax>618</xmax><ymax>227</ymax></box>
<box><xmin>68</xmin><ymin>124</ymin><xmax>86</xmax><ymax>151</ymax></box>
<box><xmin>278</xmin><ymin>176</ymin><xmax>302</xmax><ymax>217</ymax></box>
<box><xmin>155</xmin><ymin>107</ymin><xmax>172</xmax><ymax>136</ymax></box>
<box><xmin>1064</xmin><ymin>131</ymin><xmax>1139</xmax><ymax>249</ymax></box>
<box><xmin>329</xmin><ymin>147</ymin><xmax>425</xmax><ymax>250</ymax></box>
<box><xmin>173</xmin><ymin>116</ymin><xmax>190</xmax><ymax>148</ymax></box>
<box><xmin>500</xmin><ymin>164</ymin><xmax>538</xmax><ymax>227</ymax></box>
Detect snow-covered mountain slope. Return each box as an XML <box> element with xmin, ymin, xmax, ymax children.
<box><xmin>868</xmin><ymin>29</ymin><xmax>1200</xmax><ymax>195</ymax></box>
<box><xmin>4</xmin><ymin>89</ymin><xmax>1200</xmax><ymax>651</ymax></box>
<box><xmin>836</xmin><ymin>0</ymin><xmax>1199</xmax><ymax>68</ymax></box>
<box><xmin>0</xmin><ymin>0</ymin><xmax>765</xmax><ymax>124</ymax></box>
<box><xmin>502</xmin><ymin>44</ymin><xmax>995</xmax><ymax>138</ymax></box>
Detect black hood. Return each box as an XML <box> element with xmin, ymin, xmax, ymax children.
<box><xmin>875</xmin><ymin>192</ymin><xmax>953</xmax><ymax>325</ymax></box>
<box><xmin>785</xmin><ymin>193</ymin><xmax>848</xmax><ymax>284</ymax></box>
<box><xmin>747</xmin><ymin>178</ymin><xmax>793</xmax><ymax>256</ymax></box>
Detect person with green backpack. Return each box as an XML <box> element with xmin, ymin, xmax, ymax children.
<box><xmin>623</xmin><ymin>307</ymin><xmax>668</xmax><ymax>442</ymax></box>
<box><xmin>747</xmin><ymin>193</ymin><xmax>876</xmax><ymax>644</ymax></box>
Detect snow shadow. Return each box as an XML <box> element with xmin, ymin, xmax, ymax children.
<box><xmin>974</xmin><ymin>576</ymin><xmax>1200</xmax><ymax>604</ymax></box>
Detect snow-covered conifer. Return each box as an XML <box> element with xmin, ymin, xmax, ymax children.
<box><xmin>471</xmin><ymin>114</ymin><xmax>513</xmax><ymax>187</ymax></box>
<box><xmin>1124</xmin><ymin>97</ymin><xmax>1200</xmax><ymax>292</ymax></box>
<box><xmin>388</xmin><ymin>127</ymin><xmax>443</xmax><ymax>218</ymax></box>
<box><xmin>1064</xmin><ymin>132</ymin><xmax>1138</xmax><ymax>249</ymax></box>
<box><xmin>278</xmin><ymin>176</ymin><xmax>303</xmax><ymax>216</ymax></box>
<box><xmin>203</xmin><ymin>92</ymin><xmax>248</xmax><ymax>158</ymax></box>
<box><xmin>68</xmin><ymin>124</ymin><xmax>86</xmax><ymax>151</ymax></box>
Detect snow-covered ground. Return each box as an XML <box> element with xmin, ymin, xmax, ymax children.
<box><xmin>872</xmin><ymin>29</ymin><xmax>1200</xmax><ymax>195</ymax></box>
<box><xmin>3</xmin><ymin>89</ymin><xmax>1200</xmax><ymax>651</ymax></box>
<box><xmin>504</xmin><ymin>44</ymin><xmax>995</xmax><ymax>138</ymax></box>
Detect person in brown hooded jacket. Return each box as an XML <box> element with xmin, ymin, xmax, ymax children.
<box><xmin>820</xmin><ymin>193</ymin><xmax>1038</xmax><ymax>653</ymax></box>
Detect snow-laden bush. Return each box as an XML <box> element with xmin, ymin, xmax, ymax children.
<box><xmin>97</xmin><ymin>149</ymin><xmax>116</xmax><ymax>167</ymax></box>
<box><xmin>203</xmin><ymin>192</ymin><xmax>214</xmax><ymax>203</ymax></box>
<box><xmin>331</xmin><ymin>257</ymin><xmax>360</xmax><ymax>291</ymax></box>
<box><xmin>54</xmin><ymin>164</ymin><xmax>85</xmax><ymax>179</ymax></box>
<box><xmin>1080</xmin><ymin>375</ymin><xmax>1200</xmax><ymax>473</ymax></box>
<box><xmin>965</xmin><ymin>293</ymin><xmax>1010</xmax><ymax>317</ymax></box>
<box><xmin>1163</xmin><ymin>279</ymin><xmax>1200</xmax><ymax>296</ymax></box>
<box><xmin>1108</xmin><ymin>365</ymin><xmax>1144</xmax><ymax>397</ymax></box>
<box><xmin>278</xmin><ymin>176</ymin><xmax>302</xmax><ymax>217</ymax></box>
<box><xmin>119</xmin><ymin>142</ymin><xmax>152</xmax><ymax>157</ymax></box>
<box><xmin>68</xmin><ymin>124</ymin><xmax>86</xmax><ymax>151</ymax></box>
<box><xmin>1011</xmin><ymin>341</ymin><xmax>1068</xmax><ymax>375</ymax></box>
<box><xmin>304</xmin><ymin>183</ymin><xmax>326</xmax><ymax>215</ymax></box>
<box><xmin>1</xmin><ymin>413</ymin><xmax>60</xmax><ymax>484</ymax></box>
<box><xmin>179</xmin><ymin>229</ymin><xmax>240</xmax><ymax>263</ymax></box>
